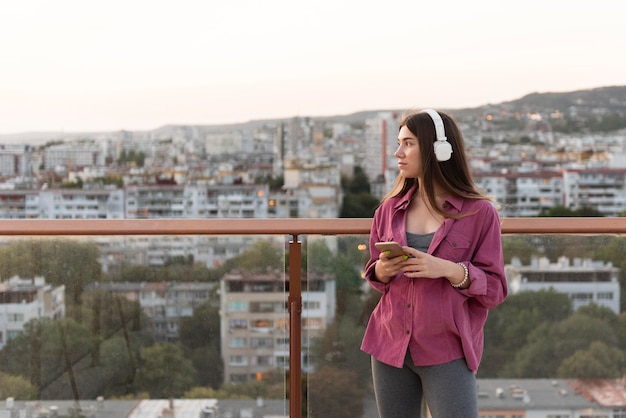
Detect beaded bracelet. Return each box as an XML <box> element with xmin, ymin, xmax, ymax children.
<box><xmin>451</xmin><ymin>262</ymin><xmax>469</xmax><ymax>288</ymax></box>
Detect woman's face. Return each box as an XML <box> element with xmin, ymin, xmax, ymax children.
<box><xmin>395</xmin><ymin>125</ymin><xmax>422</xmax><ymax>178</ymax></box>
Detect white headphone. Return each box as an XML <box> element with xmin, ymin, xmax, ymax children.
<box><xmin>421</xmin><ymin>109</ymin><xmax>453</xmax><ymax>162</ymax></box>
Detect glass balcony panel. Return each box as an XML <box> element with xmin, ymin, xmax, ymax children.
<box><xmin>0</xmin><ymin>220</ymin><xmax>623</xmax><ymax>418</ymax></box>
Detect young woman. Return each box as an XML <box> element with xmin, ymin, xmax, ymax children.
<box><xmin>361</xmin><ymin>109</ymin><xmax>508</xmax><ymax>418</ymax></box>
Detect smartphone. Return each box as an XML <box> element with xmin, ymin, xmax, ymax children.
<box><xmin>374</xmin><ymin>241</ymin><xmax>407</xmax><ymax>258</ymax></box>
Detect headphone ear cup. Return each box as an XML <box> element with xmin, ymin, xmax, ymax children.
<box><xmin>434</xmin><ymin>140</ymin><xmax>453</xmax><ymax>161</ymax></box>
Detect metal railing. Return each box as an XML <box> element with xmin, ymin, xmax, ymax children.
<box><xmin>1</xmin><ymin>217</ymin><xmax>625</xmax><ymax>418</ymax></box>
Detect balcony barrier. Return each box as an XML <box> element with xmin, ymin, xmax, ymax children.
<box><xmin>0</xmin><ymin>217</ymin><xmax>625</xmax><ymax>418</ymax></box>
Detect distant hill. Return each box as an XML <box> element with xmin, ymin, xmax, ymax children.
<box><xmin>1</xmin><ymin>85</ymin><xmax>625</xmax><ymax>143</ymax></box>
<box><xmin>497</xmin><ymin>85</ymin><xmax>626</xmax><ymax>113</ymax></box>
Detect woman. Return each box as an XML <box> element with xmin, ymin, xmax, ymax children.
<box><xmin>361</xmin><ymin>109</ymin><xmax>508</xmax><ymax>418</ymax></box>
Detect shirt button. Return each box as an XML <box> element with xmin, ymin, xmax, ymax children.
<box><xmin>407</xmin><ymin>303</ymin><xmax>411</xmax><ymax>308</ymax></box>
<box><xmin>406</xmin><ymin>330</ymin><xmax>410</xmax><ymax>334</ymax></box>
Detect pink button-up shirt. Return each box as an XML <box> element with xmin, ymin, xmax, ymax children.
<box><xmin>360</xmin><ymin>187</ymin><xmax>507</xmax><ymax>372</ymax></box>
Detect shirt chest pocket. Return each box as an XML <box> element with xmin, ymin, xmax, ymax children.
<box><xmin>438</xmin><ymin>231</ymin><xmax>473</xmax><ymax>259</ymax></box>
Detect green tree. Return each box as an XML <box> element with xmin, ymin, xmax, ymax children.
<box><xmin>501</xmin><ymin>236</ymin><xmax>540</xmax><ymax>264</ymax></box>
<box><xmin>340</xmin><ymin>166</ymin><xmax>379</xmax><ymax>218</ymax></box>
<box><xmin>190</xmin><ymin>346</ymin><xmax>223</xmax><ymax>389</ymax></box>
<box><xmin>138</xmin><ymin>343</ymin><xmax>195</xmax><ymax>398</ymax></box>
<box><xmin>346</xmin><ymin>166</ymin><xmax>370</xmax><ymax>194</ymax></box>
<box><xmin>307</xmin><ymin>366</ymin><xmax>364</xmax><ymax>418</ymax></box>
<box><xmin>502</xmin><ymin>310</ymin><xmax>618</xmax><ymax>377</ymax></box>
<box><xmin>340</xmin><ymin>192</ymin><xmax>379</xmax><ymax>218</ymax></box>
<box><xmin>179</xmin><ymin>302</ymin><xmax>220</xmax><ymax>350</ymax></box>
<box><xmin>222</xmin><ymin>239</ymin><xmax>283</xmax><ymax>272</ymax></box>
<box><xmin>481</xmin><ymin>289</ymin><xmax>572</xmax><ymax>377</ymax></box>
<box><xmin>538</xmin><ymin>205</ymin><xmax>604</xmax><ymax>217</ymax></box>
<box><xmin>0</xmin><ymin>371</ymin><xmax>37</xmax><ymax>400</ymax></box>
<box><xmin>0</xmin><ymin>239</ymin><xmax>102</xmax><ymax>322</ymax></box>
<box><xmin>557</xmin><ymin>341</ymin><xmax>625</xmax><ymax>378</ymax></box>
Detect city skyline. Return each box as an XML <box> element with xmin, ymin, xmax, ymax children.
<box><xmin>1</xmin><ymin>0</ymin><xmax>625</xmax><ymax>135</ymax></box>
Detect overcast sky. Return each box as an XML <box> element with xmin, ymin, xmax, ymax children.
<box><xmin>1</xmin><ymin>0</ymin><xmax>625</xmax><ymax>134</ymax></box>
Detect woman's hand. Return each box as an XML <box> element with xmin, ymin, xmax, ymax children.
<box><xmin>374</xmin><ymin>250</ymin><xmax>411</xmax><ymax>283</ymax></box>
<box><xmin>401</xmin><ymin>247</ymin><xmax>468</xmax><ymax>287</ymax></box>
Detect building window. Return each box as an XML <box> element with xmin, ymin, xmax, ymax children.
<box><xmin>571</xmin><ymin>292</ymin><xmax>593</xmax><ymax>302</ymax></box>
<box><xmin>228</xmin><ymin>301</ymin><xmax>247</xmax><ymax>312</ymax></box>
<box><xmin>303</xmin><ymin>301</ymin><xmax>320</xmax><ymax>310</ymax></box>
<box><xmin>7</xmin><ymin>313</ymin><xmax>24</xmax><ymax>322</ymax></box>
<box><xmin>250</xmin><ymin>301</ymin><xmax>282</xmax><ymax>313</ymax></box>
<box><xmin>229</xmin><ymin>319</ymin><xmax>247</xmax><ymax>330</ymax></box>
<box><xmin>251</xmin><ymin>338</ymin><xmax>274</xmax><ymax>348</ymax></box>
<box><xmin>256</xmin><ymin>355</ymin><xmax>272</xmax><ymax>366</ymax></box>
<box><xmin>229</xmin><ymin>337</ymin><xmax>247</xmax><ymax>348</ymax></box>
<box><xmin>251</xmin><ymin>319</ymin><xmax>273</xmax><ymax>331</ymax></box>
<box><xmin>229</xmin><ymin>355</ymin><xmax>247</xmax><ymax>366</ymax></box>
<box><xmin>275</xmin><ymin>355</ymin><xmax>288</xmax><ymax>368</ymax></box>
<box><xmin>303</xmin><ymin>318</ymin><xmax>323</xmax><ymax>329</ymax></box>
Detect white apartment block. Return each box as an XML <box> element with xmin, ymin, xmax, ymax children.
<box><xmin>124</xmin><ymin>184</ymin><xmax>269</xmax><ymax>218</ymax></box>
<box><xmin>44</xmin><ymin>143</ymin><xmax>105</xmax><ymax>171</ymax></box>
<box><xmin>0</xmin><ymin>145</ymin><xmax>31</xmax><ymax>177</ymax></box>
<box><xmin>506</xmin><ymin>256</ymin><xmax>621</xmax><ymax>313</ymax></box>
<box><xmin>476</xmin><ymin>171</ymin><xmax>564</xmax><ymax>217</ymax></box>
<box><xmin>362</xmin><ymin>112</ymin><xmax>400</xmax><ymax>192</ymax></box>
<box><xmin>220</xmin><ymin>270</ymin><xmax>336</xmax><ymax>384</ymax></box>
<box><xmin>28</xmin><ymin>189</ymin><xmax>125</xmax><ymax>219</ymax></box>
<box><xmin>280</xmin><ymin>160</ymin><xmax>342</xmax><ymax>218</ymax></box>
<box><xmin>563</xmin><ymin>168</ymin><xmax>626</xmax><ymax>216</ymax></box>
<box><xmin>0</xmin><ymin>276</ymin><xmax>65</xmax><ymax>349</ymax></box>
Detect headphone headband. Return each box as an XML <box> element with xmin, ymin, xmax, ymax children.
<box><xmin>420</xmin><ymin>109</ymin><xmax>453</xmax><ymax>161</ymax></box>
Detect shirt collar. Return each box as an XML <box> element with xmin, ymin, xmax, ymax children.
<box><xmin>392</xmin><ymin>185</ymin><xmax>464</xmax><ymax>213</ymax></box>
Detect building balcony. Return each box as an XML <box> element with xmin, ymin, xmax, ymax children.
<box><xmin>0</xmin><ymin>217</ymin><xmax>624</xmax><ymax>417</ymax></box>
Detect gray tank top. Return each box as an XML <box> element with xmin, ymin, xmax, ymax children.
<box><xmin>406</xmin><ymin>231</ymin><xmax>435</xmax><ymax>253</ymax></box>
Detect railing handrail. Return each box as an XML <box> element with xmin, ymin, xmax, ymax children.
<box><xmin>1</xmin><ymin>216</ymin><xmax>624</xmax><ymax>418</ymax></box>
<box><xmin>0</xmin><ymin>217</ymin><xmax>624</xmax><ymax>235</ymax></box>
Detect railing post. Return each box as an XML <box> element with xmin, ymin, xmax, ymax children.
<box><xmin>288</xmin><ymin>234</ymin><xmax>302</xmax><ymax>418</ymax></box>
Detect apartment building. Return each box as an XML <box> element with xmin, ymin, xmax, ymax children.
<box><xmin>506</xmin><ymin>256</ymin><xmax>621</xmax><ymax>313</ymax></box>
<box><xmin>0</xmin><ymin>144</ymin><xmax>31</xmax><ymax>177</ymax></box>
<box><xmin>44</xmin><ymin>143</ymin><xmax>105</xmax><ymax>170</ymax></box>
<box><xmin>87</xmin><ymin>281</ymin><xmax>217</xmax><ymax>342</ymax></box>
<box><xmin>475</xmin><ymin>171</ymin><xmax>564</xmax><ymax>217</ymax></box>
<box><xmin>362</xmin><ymin>112</ymin><xmax>400</xmax><ymax>195</ymax></box>
<box><xmin>220</xmin><ymin>269</ymin><xmax>336</xmax><ymax>384</ymax></box>
<box><xmin>564</xmin><ymin>168</ymin><xmax>626</xmax><ymax>216</ymax></box>
<box><xmin>279</xmin><ymin>159</ymin><xmax>342</xmax><ymax>218</ymax></box>
<box><xmin>0</xmin><ymin>276</ymin><xmax>65</xmax><ymax>349</ymax></box>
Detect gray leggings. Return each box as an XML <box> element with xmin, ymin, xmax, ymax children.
<box><xmin>371</xmin><ymin>353</ymin><xmax>478</xmax><ymax>418</ymax></box>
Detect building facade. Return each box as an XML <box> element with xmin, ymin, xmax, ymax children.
<box><xmin>506</xmin><ymin>256</ymin><xmax>621</xmax><ymax>313</ymax></box>
<box><xmin>0</xmin><ymin>276</ymin><xmax>65</xmax><ymax>349</ymax></box>
<box><xmin>219</xmin><ymin>269</ymin><xmax>336</xmax><ymax>384</ymax></box>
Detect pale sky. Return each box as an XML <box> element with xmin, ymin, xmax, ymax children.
<box><xmin>1</xmin><ymin>0</ymin><xmax>625</xmax><ymax>134</ymax></box>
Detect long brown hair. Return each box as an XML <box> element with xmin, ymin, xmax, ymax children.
<box><xmin>382</xmin><ymin>109</ymin><xmax>491</xmax><ymax>218</ymax></box>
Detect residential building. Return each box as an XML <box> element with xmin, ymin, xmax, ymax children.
<box><xmin>475</xmin><ymin>171</ymin><xmax>564</xmax><ymax>217</ymax></box>
<box><xmin>44</xmin><ymin>143</ymin><xmax>105</xmax><ymax>171</ymax></box>
<box><xmin>362</xmin><ymin>112</ymin><xmax>400</xmax><ymax>195</ymax></box>
<box><xmin>563</xmin><ymin>168</ymin><xmax>626</xmax><ymax>216</ymax></box>
<box><xmin>0</xmin><ymin>276</ymin><xmax>65</xmax><ymax>349</ymax></box>
<box><xmin>220</xmin><ymin>269</ymin><xmax>336</xmax><ymax>384</ymax></box>
<box><xmin>506</xmin><ymin>256</ymin><xmax>621</xmax><ymax>313</ymax></box>
<box><xmin>0</xmin><ymin>144</ymin><xmax>31</xmax><ymax>177</ymax></box>
<box><xmin>87</xmin><ymin>281</ymin><xmax>218</xmax><ymax>342</ymax></box>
